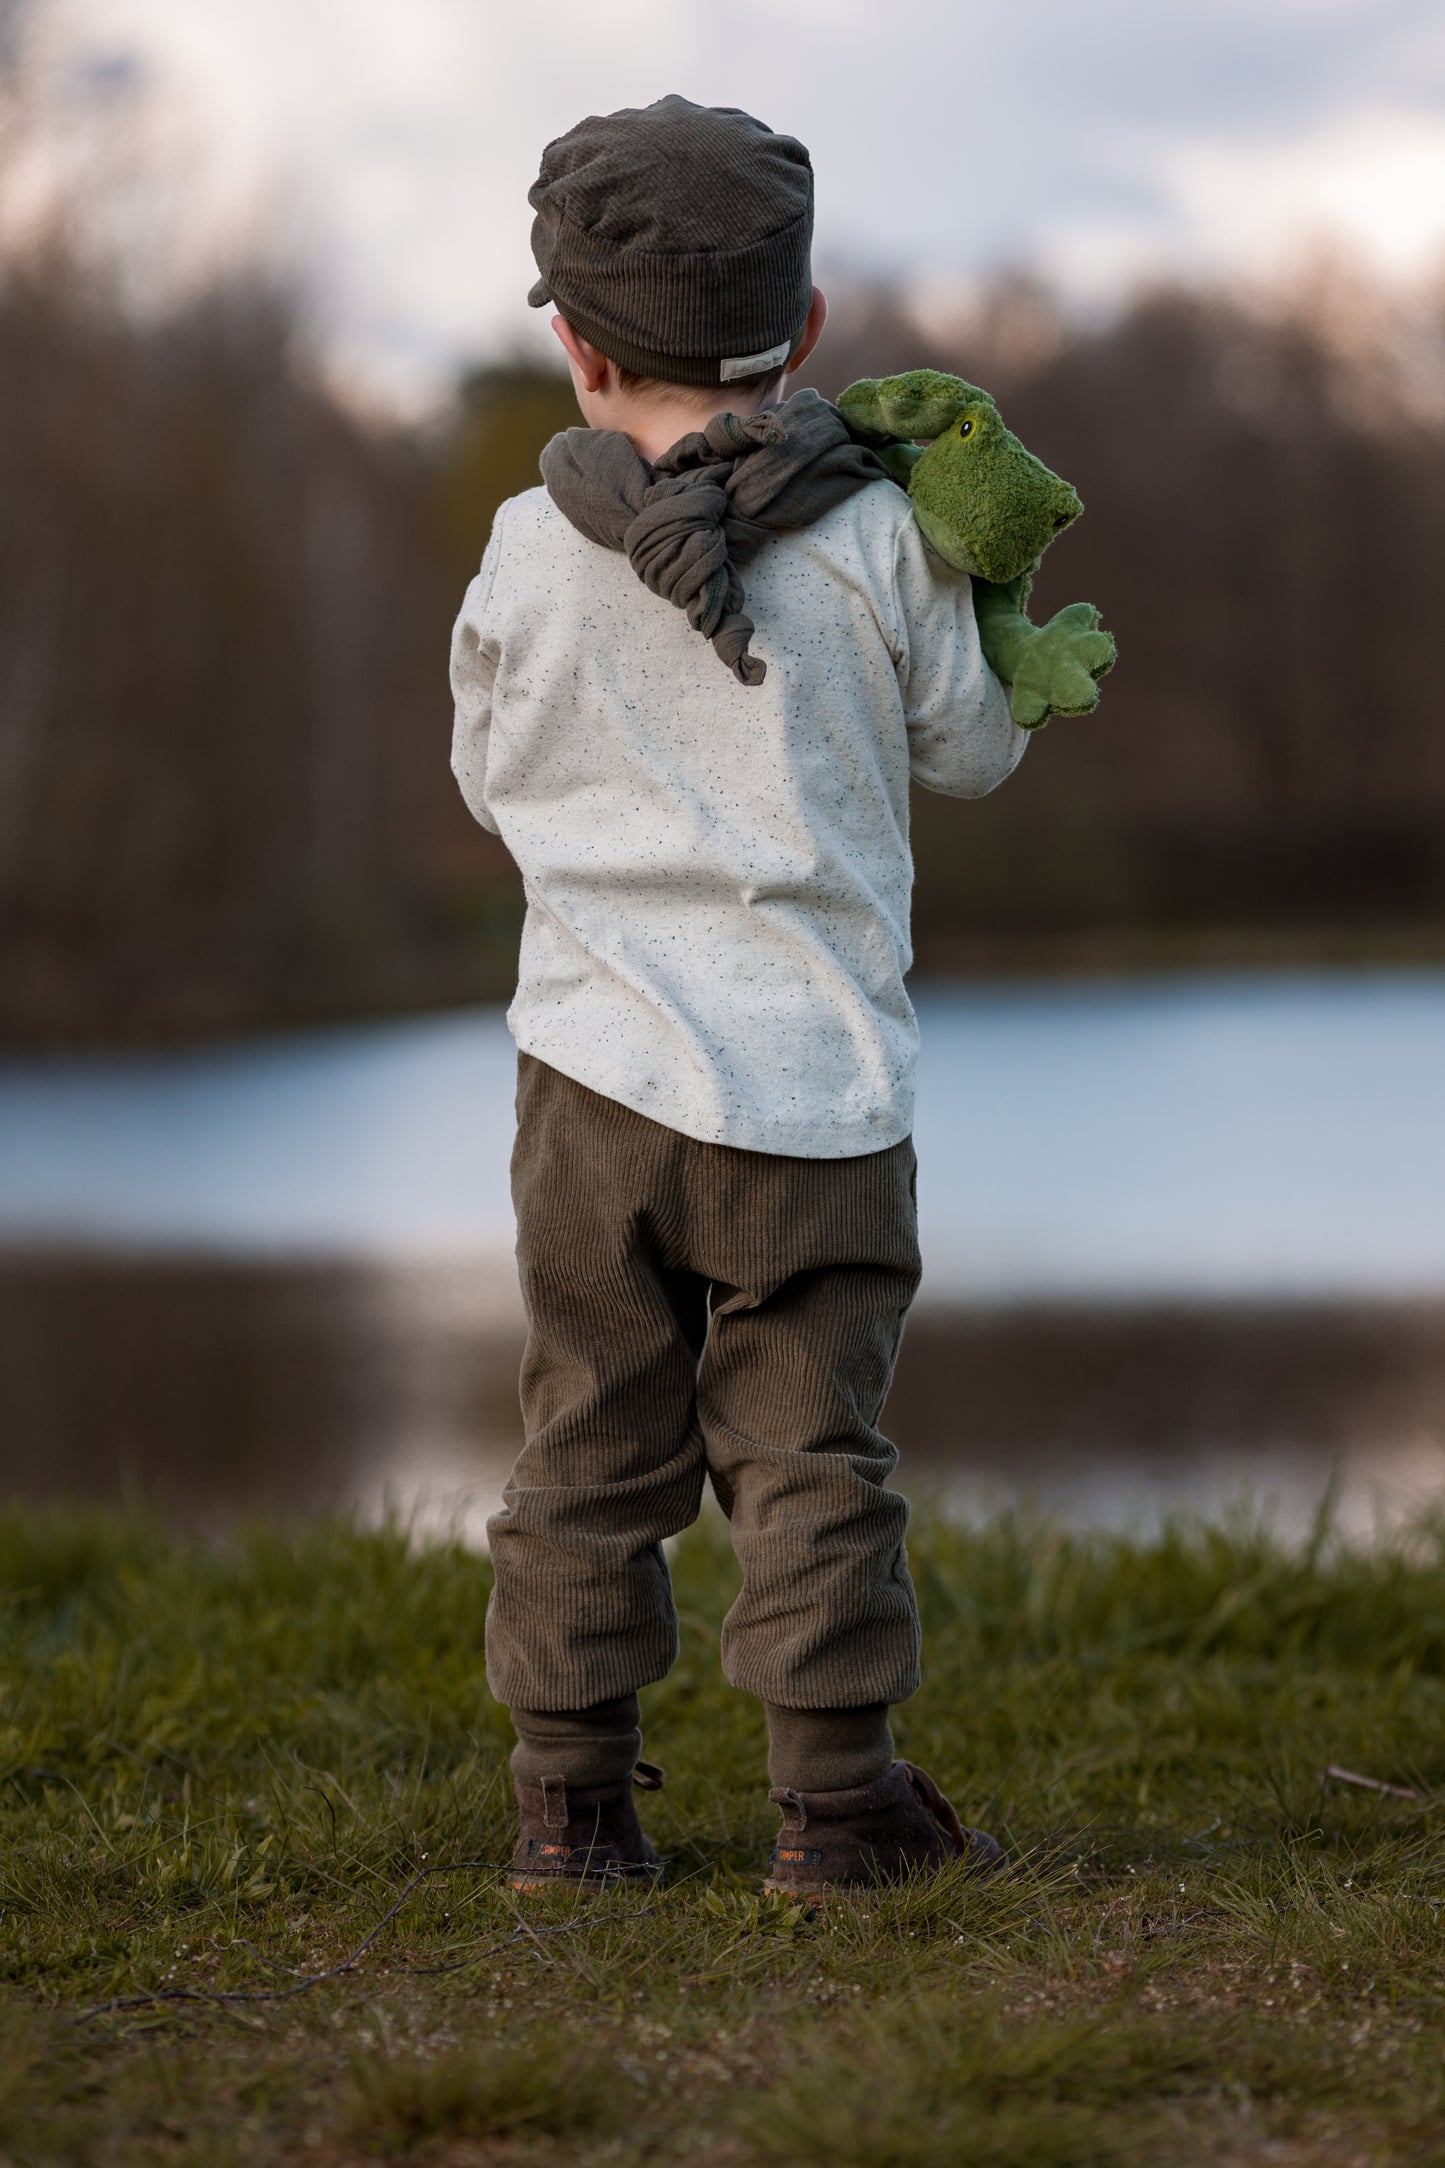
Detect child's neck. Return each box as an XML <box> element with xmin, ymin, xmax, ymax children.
<box><xmin>577</xmin><ymin>370</ymin><xmax>791</xmax><ymax>464</ymax></box>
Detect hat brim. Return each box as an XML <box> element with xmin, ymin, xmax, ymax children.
<box><xmin>527</xmin><ymin>276</ymin><xmax>552</xmax><ymax>309</ymax></box>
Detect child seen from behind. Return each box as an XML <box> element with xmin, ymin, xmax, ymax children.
<box><xmin>450</xmin><ymin>95</ymin><xmax>1027</xmax><ymax>1896</ymax></box>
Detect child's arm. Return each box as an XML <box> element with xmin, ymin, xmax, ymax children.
<box><xmin>449</xmin><ymin>522</ymin><xmax>505</xmax><ymax>836</ymax></box>
<box><xmin>891</xmin><ymin>514</ymin><xmax>1030</xmax><ymax>799</ymax></box>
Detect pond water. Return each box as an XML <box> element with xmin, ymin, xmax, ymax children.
<box><xmin>4</xmin><ymin>970</ymin><xmax>1444</xmax><ymax>1298</ymax></box>
<box><xmin>2</xmin><ymin>971</ymin><xmax>1443</xmax><ymax>1538</ymax></box>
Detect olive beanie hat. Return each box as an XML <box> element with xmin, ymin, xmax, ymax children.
<box><xmin>527</xmin><ymin>94</ymin><xmax>814</xmax><ymax>387</ymax></box>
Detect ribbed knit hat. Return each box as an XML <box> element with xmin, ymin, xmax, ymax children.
<box><xmin>527</xmin><ymin>95</ymin><xmax>814</xmax><ymax>387</ymax></box>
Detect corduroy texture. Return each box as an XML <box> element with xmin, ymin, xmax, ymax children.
<box><xmin>509</xmin><ymin>1693</ymin><xmax>643</xmax><ymax>1788</ymax></box>
<box><xmin>485</xmin><ymin>1055</ymin><xmax>923</xmax><ymax>1714</ymax></box>
<box><xmin>765</xmin><ymin>1702</ymin><xmax>895</xmax><ymax>1792</ymax></box>
<box><xmin>526</xmin><ymin>95</ymin><xmax>814</xmax><ymax>385</ymax></box>
<box><xmin>539</xmin><ymin>389</ymin><xmax>891</xmax><ymax>684</ymax></box>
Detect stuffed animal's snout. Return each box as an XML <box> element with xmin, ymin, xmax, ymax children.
<box><xmin>911</xmin><ymin>430</ymin><xmax>1084</xmax><ymax>582</ymax></box>
<box><xmin>836</xmin><ymin>369</ymin><xmax>991</xmax><ymax>446</ymax></box>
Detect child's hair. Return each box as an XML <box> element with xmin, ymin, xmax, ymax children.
<box><xmin>612</xmin><ymin>362</ymin><xmax>786</xmax><ymax>410</ymax></box>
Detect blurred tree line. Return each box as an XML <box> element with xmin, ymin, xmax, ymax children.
<box><xmin>811</xmin><ymin>277</ymin><xmax>1445</xmax><ymax>973</ymax></box>
<box><xmin>2</xmin><ymin>244</ymin><xmax>1443</xmax><ymax>1046</ymax></box>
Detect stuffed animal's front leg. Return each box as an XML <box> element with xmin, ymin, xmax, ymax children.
<box><xmin>972</xmin><ymin>576</ymin><xmax>1117</xmax><ymax>730</ymax></box>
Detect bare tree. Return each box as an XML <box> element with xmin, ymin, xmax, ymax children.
<box><xmin>1</xmin><ymin>193</ymin><xmax>1442</xmax><ymax>1041</ymax></box>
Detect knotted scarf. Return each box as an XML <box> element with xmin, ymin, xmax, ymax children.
<box><xmin>539</xmin><ymin>387</ymin><xmax>893</xmax><ymax>685</ymax></box>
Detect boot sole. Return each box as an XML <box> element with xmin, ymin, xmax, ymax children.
<box><xmin>761</xmin><ymin>1876</ymin><xmax>896</xmax><ymax>1901</ymax></box>
<box><xmin>762</xmin><ymin>1854</ymin><xmax>1005</xmax><ymax>1901</ymax></box>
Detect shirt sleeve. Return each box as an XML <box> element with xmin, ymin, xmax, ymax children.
<box><xmin>448</xmin><ymin>512</ymin><xmax>506</xmax><ymax>836</ymax></box>
<box><xmin>890</xmin><ymin>509</ymin><xmax>1029</xmax><ymax>798</ymax></box>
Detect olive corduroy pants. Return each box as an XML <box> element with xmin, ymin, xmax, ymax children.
<box><xmin>485</xmin><ymin>1055</ymin><xmax>924</xmax><ymax>1715</ymax></box>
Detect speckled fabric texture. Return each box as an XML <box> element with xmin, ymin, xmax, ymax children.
<box><xmin>485</xmin><ymin>1054</ymin><xmax>923</xmax><ymax>1715</ymax></box>
<box><xmin>450</xmin><ymin>476</ymin><xmax>1024</xmax><ymax>1159</ymax></box>
<box><xmin>538</xmin><ymin>389</ymin><xmax>890</xmax><ymax>684</ymax></box>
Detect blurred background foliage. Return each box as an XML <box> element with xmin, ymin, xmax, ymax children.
<box><xmin>2</xmin><ymin>233</ymin><xmax>1444</xmax><ymax>1046</ymax></box>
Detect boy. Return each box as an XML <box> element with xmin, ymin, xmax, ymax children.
<box><xmin>450</xmin><ymin>95</ymin><xmax>1026</xmax><ymax>1897</ymax></box>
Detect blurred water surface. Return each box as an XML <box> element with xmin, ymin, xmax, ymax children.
<box><xmin>3</xmin><ymin>971</ymin><xmax>1444</xmax><ymax>1297</ymax></box>
<box><xmin>1</xmin><ymin>971</ymin><xmax>1442</xmax><ymax>1539</ymax></box>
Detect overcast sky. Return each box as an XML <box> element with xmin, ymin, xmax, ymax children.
<box><xmin>19</xmin><ymin>0</ymin><xmax>1445</xmax><ymax>409</ymax></box>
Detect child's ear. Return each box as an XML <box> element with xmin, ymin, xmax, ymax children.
<box><xmin>786</xmin><ymin>286</ymin><xmax>829</xmax><ymax>373</ymax></box>
<box><xmin>551</xmin><ymin>315</ymin><xmax>609</xmax><ymax>394</ymax></box>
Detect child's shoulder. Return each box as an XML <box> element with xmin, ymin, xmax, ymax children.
<box><xmin>782</xmin><ymin>476</ymin><xmax>958</xmax><ymax>611</ymax></box>
<box><xmin>831</xmin><ymin>475</ymin><xmax>918</xmax><ymax>550</ymax></box>
<box><xmin>488</xmin><ymin>483</ymin><xmax>572</xmax><ymax>553</ymax></box>
<box><xmin>473</xmin><ymin>474</ymin><xmax>946</xmax><ymax>646</ymax></box>
<box><xmin>493</xmin><ymin>474</ymin><xmax>918</xmax><ymax>558</ymax></box>
<box><xmin>474</xmin><ymin>484</ymin><xmax>607</xmax><ymax>608</ymax></box>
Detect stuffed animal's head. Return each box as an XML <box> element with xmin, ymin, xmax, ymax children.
<box><xmin>837</xmin><ymin>369</ymin><xmax>1082</xmax><ymax>583</ymax></box>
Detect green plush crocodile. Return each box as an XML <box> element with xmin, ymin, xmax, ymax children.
<box><xmin>838</xmin><ymin>369</ymin><xmax>1116</xmax><ymax>729</ymax></box>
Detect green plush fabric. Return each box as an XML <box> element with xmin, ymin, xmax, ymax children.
<box><xmin>971</xmin><ymin>576</ymin><xmax>1114</xmax><ymax>731</ymax></box>
<box><xmin>837</xmin><ymin>370</ymin><xmax>1116</xmax><ymax>728</ymax></box>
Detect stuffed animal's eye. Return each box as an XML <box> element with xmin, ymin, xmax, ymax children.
<box><xmin>958</xmin><ymin>417</ymin><xmax>975</xmax><ymax>438</ymax></box>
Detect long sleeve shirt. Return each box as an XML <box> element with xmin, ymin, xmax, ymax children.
<box><xmin>450</xmin><ymin>478</ymin><xmax>1026</xmax><ymax>1158</ymax></box>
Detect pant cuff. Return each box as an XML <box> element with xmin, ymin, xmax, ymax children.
<box><xmin>764</xmin><ymin>1702</ymin><xmax>895</xmax><ymax>1792</ymax></box>
<box><xmin>509</xmin><ymin>1693</ymin><xmax>643</xmax><ymax>1787</ymax></box>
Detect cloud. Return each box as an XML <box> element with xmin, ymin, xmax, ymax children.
<box><xmin>1165</xmin><ymin>108</ymin><xmax>1445</xmax><ymax>276</ymax></box>
<box><xmin>1019</xmin><ymin>105</ymin><xmax>1445</xmax><ymax>301</ymax></box>
<box><xmin>21</xmin><ymin>0</ymin><xmax>1445</xmax><ymax>410</ymax></box>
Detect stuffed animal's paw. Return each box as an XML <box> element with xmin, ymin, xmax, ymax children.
<box><xmin>1008</xmin><ymin>602</ymin><xmax>1116</xmax><ymax>729</ymax></box>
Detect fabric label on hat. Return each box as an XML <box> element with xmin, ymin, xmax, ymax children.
<box><xmin>720</xmin><ymin>340</ymin><xmax>792</xmax><ymax>382</ymax></box>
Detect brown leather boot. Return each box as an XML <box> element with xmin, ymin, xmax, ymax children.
<box><xmin>763</xmin><ymin>1760</ymin><xmax>1003</xmax><ymax>1897</ymax></box>
<box><xmin>508</xmin><ymin>1761</ymin><xmax>666</xmax><ymax>1891</ymax></box>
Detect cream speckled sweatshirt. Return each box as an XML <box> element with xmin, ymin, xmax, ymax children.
<box><xmin>449</xmin><ymin>479</ymin><xmax>1026</xmax><ymax>1158</ymax></box>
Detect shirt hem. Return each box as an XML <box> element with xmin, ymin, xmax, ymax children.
<box><xmin>509</xmin><ymin>1022</ymin><xmax>914</xmax><ymax>1161</ymax></box>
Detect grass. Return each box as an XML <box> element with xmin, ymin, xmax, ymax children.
<box><xmin>1</xmin><ymin>1502</ymin><xmax>1445</xmax><ymax>2165</ymax></box>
